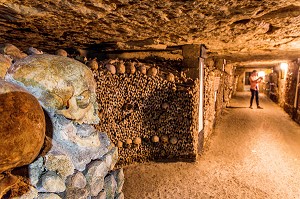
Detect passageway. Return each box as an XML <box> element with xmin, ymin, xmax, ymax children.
<box><xmin>123</xmin><ymin>92</ymin><xmax>300</xmax><ymax>199</ymax></box>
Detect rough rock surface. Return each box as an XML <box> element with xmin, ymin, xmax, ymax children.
<box><xmin>66</xmin><ymin>171</ymin><xmax>86</xmax><ymax>189</ymax></box>
<box><xmin>93</xmin><ymin>191</ymin><xmax>106</xmax><ymax>199</ymax></box>
<box><xmin>0</xmin><ymin>54</ymin><xmax>12</xmax><ymax>78</ymax></box>
<box><xmin>111</xmin><ymin>169</ymin><xmax>124</xmax><ymax>194</ymax></box>
<box><xmin>44</xmin><ymin>152</ymin><xmax>75</xmax><ymax>180</ymax></box>
<box><xmin>0</xmin><ymin>80</ymin><xmax>45</xmax><ymax>173</ymax></box>
<box><xmin>28</xmin><ymin>157</ymin><xmax>44</xmax><ymax>187</ymax></box>
<box><xmin>37</xmin><ymin>193</ymin><xmax>61</xmax><ymax>199</ymax></box>
<box><xmin>65</xmin><ymin>187</ymin><xmax>89</xmax><ymax>199</ymax></box>
<box><xmin>84</xmin><ymin>160</ymin><xmax>109</xmax><ymax>196</ymax></box>
<box><xmin>5</xmin><ymin>54</ymin><xmax>99</xmax><ymax>124</ymax></box>
<box><xmin>0</xmin><ymin>1</ymin><xmax>300</xmax><ymax>64</ymax></box>
<box><xmin>103</xmin><ymin>174</ymin><xmax>117</xmax><ymax>199</ymax></box>
<box><xmin>49</xmin><ymin>115</ymin><xmax>110</xmax><ymax>171</ymax></box>
<box><xmin>39</xmin><ymin>171</ymin><xmax>66</xmax><ymax>193</ymax></box>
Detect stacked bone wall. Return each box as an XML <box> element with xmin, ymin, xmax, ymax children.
<box><xmin>283</xmin><ymin>61</ymin><xmax>300</xmax><ymax>124</ymax></box>
<box><xmin>92</xmin><ymin>58</ymin><xmax>200</xmax><ymax>167</ymax></box>
<box><xmin>203</xmin><ymin>58</ymin><xmax>235</xmax><ymax>144</ymax></box>
<box><xmin>267</xmin><ymin>61</ymin><xmax>300</xmax><ymax>124</ymax></box>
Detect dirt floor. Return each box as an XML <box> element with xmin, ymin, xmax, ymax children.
<box><xmin>123</xmin><ymin>92</ymin><xmax>300</xmax><ymax>199</ymax></box>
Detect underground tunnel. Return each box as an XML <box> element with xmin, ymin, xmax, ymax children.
<box><xmin>0</xmin><ymin>0</ymin><xmax>300</xmax><ymax>198</ymax></box>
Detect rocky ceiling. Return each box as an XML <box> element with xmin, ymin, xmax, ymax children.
<box><xmin>1</xmin><ymin>0</ymin><xmax>300</xmax><ymax>66</ymax></box>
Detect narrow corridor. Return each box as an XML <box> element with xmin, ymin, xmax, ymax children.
<box><xmin>123</xmin><ymin>92</ymin><xmax>300</xmax><ymax>199</ymax></box>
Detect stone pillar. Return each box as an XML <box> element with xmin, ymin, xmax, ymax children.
<box><xmin>182</xmin><ymin>44</ymin><xmax>203</xmax><ymax>79</ymax></box>
<box><xmin>182</xmin><ymin>44</ymin><xmax>206</xmax><ymax>153</ymax></box>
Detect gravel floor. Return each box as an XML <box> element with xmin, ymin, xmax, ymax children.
<box><xmin>123</xmin><ymin>92</ymin><xmax>300</xmax><ymax>199</ymax></box>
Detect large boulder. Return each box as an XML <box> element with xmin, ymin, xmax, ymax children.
<box><xmin>0</xmin><ymin>80</ymin><xmax>45</xmax><ymax>173</ymax></box>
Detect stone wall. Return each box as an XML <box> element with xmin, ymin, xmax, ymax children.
<box><xmin>267</xmin><ymin>71</ymin><xmax>280</xmax><ymax>102</ymax></box>
<box><xmin>203</xmin><ymin>58</ymin><xmax>234</xmax><ymax>144</ymax></box>
<box><xmin>22</xmin><ymin>120</ymin><xmax>124</xmax><ymax>199</ymax></box>
<box><xmin>235</xmin><ymin>67</ymin><xmax>245</xmax><ymax>92</ymax></box>
<box><xmin>92</xmin><ymin>58</ymin><xmax>200</xmax><ymax>167</ymax></box>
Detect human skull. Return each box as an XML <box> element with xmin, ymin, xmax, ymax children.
<box><xmin>5</xmin><ymin>54</ymin><xmax>99</xmax><ymax>124</ymax></box>
<box><xmin>0</xmin><ymin>80</ymin><xmax>45</xmax><ymax>173</ymax></box>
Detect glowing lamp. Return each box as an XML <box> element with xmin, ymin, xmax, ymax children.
<box><xmin>258</xmin><ymin>71</ymin><xmax>265</xmax><ymax>77</ymax></box>
<box><xmin>280</xmin><ymin>63</ymin><xmax>288</xmax><ymax>71</ymax></box>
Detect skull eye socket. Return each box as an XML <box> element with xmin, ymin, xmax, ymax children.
<box><xmin>76</xmin><ymin>90</ymin><xmax>91</xmax><ymax>109</ymax></box>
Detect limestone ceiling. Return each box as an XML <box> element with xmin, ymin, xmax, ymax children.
<box><xmin>1</xmin><ymin>0</ymin><xmax>300</xmax><ymax>66</ymax></box>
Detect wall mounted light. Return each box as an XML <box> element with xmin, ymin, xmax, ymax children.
<box><xmin>280</xmin><ymin>62</ymin><xmax>288</xmax><ymax>79</ymax></box>
<box><xmin>258</xmin><ymin>71</ymin><xmax>265</xmax><ymax>77</ymax></box>
<box><xmin>280</xmin><ymin>62</ymin><xmax>288</xmax><ymax>71</ymax></box>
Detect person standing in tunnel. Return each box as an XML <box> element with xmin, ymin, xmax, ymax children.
<box><xmin>249</xmin><ymin>70</ymin><xmax>263</xmax><ymax>109</ymax></box>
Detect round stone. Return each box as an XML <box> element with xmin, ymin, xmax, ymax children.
<box><xmin>0</xmin><ymin>80</ymin><xmax>46</xmax><ymax>173</ymax></box>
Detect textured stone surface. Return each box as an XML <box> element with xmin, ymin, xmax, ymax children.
<box><xmin>44</xmin><ymin>152</ymin><xmax>75</xmax><ymax>179</ymax></box>
<box><xmin>65</xmin><ymin>187</ymin><xmax>89</xmax><ymax>199</ymax></box>
<box><xmin>5</xmin><ymin>54</ymin><xmax>99</xmax><ymax>124</ymax></box>
<box><xmin>115</xmin><ymin>192</ymin><xmax>125</xmax><ymax>199</ymax></box>
<box><xmin>92</xmin><ymin>191</ymin><xmax>106</xmax><ymax>199</ymax></box>
<box><xmin>37</xmin><ymin>193</ymin><xmax>62</xmax><ymax>199</ymax></box>
<box><xmin>39</xmin><ymin>171</ymin><xmax>66</xmax><ymax>193</ymax></box>
<box><xmin>103</xmin><ymin>174</ymin><xmax>117</xmax><ymax>199</ymax></box>
<box><xmin>66</xmin><ymin>171</ymin><xmax>86</xmax><ymax>189</ymax></box>
<box><xmin>1</xmin><ymin>1</ymin><xmax>300</xmax><ymax>63</ymax></box>
<box><xmin>0</xmin><ymin>80</ymin><xmax>45</xmax><ymax>173</ymax></box>
<box><xmin>111</xmin><ymin>169</ymin><xmax>124</xmax><ymax>194</ymax></box>
<box><xmin>50</xmin><ymin>115</ymin><xmax>109</xmax><ymax>171</ymax></box>
<box><xmin>0</xmin><ymin>54</ymin><xmax>12</xmax><ymax>78</ymax></box>
<box><xmin>28</xmin><ymin>157</ymin><xmax>44</xmax><ymax>187</ymax></box>
<box><xmin>101</xmin><ymin>147</ymin><xmax>118</xmax><ymax>171</ymax></box>
<box><xmin>84</xmin><ymin>160</ymin><xmax>109</xmax><ymax>196</ymax></box>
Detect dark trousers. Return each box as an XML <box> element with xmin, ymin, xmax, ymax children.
<box><xmin>250</xmin><ymin>89</ymin><xmax>259</xmax><ymax>106</ymax></box>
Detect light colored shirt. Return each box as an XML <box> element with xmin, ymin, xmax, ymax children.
<box><xmin>249</xmin><ymin>75</ymin><xmax>261</xmax><ymax>90</ymax></box>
